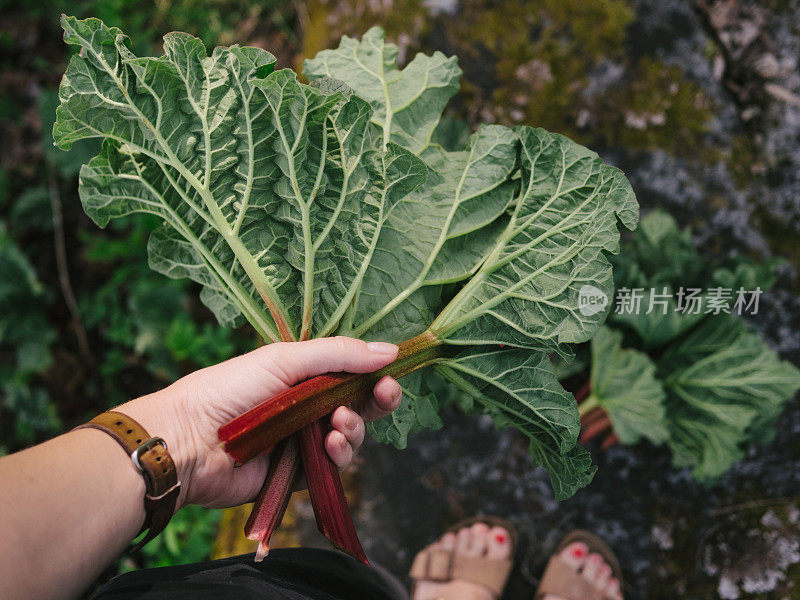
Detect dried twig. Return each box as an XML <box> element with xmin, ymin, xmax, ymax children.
<box><xmin>47</xmin><ymin>165</ymin><xmax>92</xmax><ymax>362</ymax></box>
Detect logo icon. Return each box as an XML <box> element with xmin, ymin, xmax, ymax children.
<box><xmin>578</xmin><ymin>285</ymin><xmax>608</xmax><ymax>316</ymax></box>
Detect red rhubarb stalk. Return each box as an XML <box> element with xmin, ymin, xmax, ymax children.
<box><xmin>219</xmin><ymin>332</ymin><xmax>441</xmax><ymax>463</ymax></box>
<box><xmin>245</xmin><ymin>436</ymin><xmax>302</xmax><ymax>561</ymax></box>
<box><xmin>580</xmin><ymin>406</ymin><xmax>606</xmax><ymax>428</ymax></box>
<box><xmin>600</xmin><ymin>432</ymin><xmax>620</xmax><ymax>450</ymax></box>
<box><xmin>299</xmin><ymin>419</ymin><xmax>369</xmax><ymax>564</ymax></box>
<box><xmin>573</xmin><ymin>381</ymin><xmax>591</xmax><ymax>404</ymax></box>
<box><xmin>579</xmin><ymin>413</ymin><xmax>613</xmax><ymax>444</ymax></box>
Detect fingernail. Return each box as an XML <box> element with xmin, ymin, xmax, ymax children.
<box><xmin>345</xmin><ymin>412</ymin><xmax>357</xmax><ymax>430</ymax></box>
<box><xmin>340</xmin><ymin>435</ymin><xmax>348</xmax><ymax>449</ymax></box>
<box><xmin>366</xmin><ymin>341</ymin><xmax>398</xmax><ymax>356</ymax></box>
<box><xmin>392</xmin><ymin>385</ymin><xmax>402</xmax><ymax>404</ymax></box>
<box><xmin>572</xmin><ymin>546</ymin><xmax>585</xmax><ymax>558</ymax></box>
<box><xmin>495</xmin><ymin>533</ymin><xmax>506</xmax><ymax>544</ymax></box>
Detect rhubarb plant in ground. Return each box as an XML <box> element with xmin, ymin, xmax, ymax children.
<box><xmin>575</xmin><ymin>210</ymin><xmax>800</xmax><ymax>480</ymax></box>
<box><xmin>55</xmin><ymin>18</ymin><xmax>637</xmax><ymax>560</ymax></box>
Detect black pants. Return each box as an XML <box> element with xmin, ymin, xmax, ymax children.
<box><xmin>92</xmin><ymin>549</ymin><xmax>409</xmax><ymax>600</ymax></box>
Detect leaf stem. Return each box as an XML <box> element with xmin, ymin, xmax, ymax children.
<box><xmin>577</xmin><ymin>394</ymin><xmax>599</xmax><ymax>418</ymax></box>
<box><xmin>219</xmin><ymin>331</ymin><xmax>442</xmax><ymax>462</ymax></box>
<box><xmin>299</xmin><ymin>421</ymin><xmax>368</xmax><ymax>564</ymax></box>
<box><xmin>579</xmin><ymin>410</ymin><xmax>612</xmax><ymax>443</ymax></box>
<box><xmin>245</xmin><ymin>437</ymin><xmax>301</xmax><ymax>561</ymax></box>
<box><xmin>573</xmin><ymin>381</ymin><xmax>592</xmax><ymax>404</ymax></box>
<box><xmin>78</xmin><ymin>29</ymin><xmax>295</xmax><ymax>341</ymax></box>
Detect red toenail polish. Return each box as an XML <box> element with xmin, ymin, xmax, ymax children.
<box><xmin>572</xmin><ymin>547</ymin><xmax>585</xmax><ymax>558</ymax></box>
<box><xmin>495</xmin><ymin>533</ymin><xmax>506</xmax><ymax>544</ymax></box>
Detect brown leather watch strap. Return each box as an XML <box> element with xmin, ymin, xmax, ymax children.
<box><xmin>75</xmin><ymin>410</ymin><xmax>181</xmax><ymax>548</ymax></box>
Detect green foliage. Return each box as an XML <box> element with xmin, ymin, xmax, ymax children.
<box><xmin>586</xmin><ymin>327</ymin><xmax>668</xmax><ymax>445</ymax></box>
<box><xmin>79</xmin><ymin>216</ymin><xmax>247</xmax><ymax>389</ymax></box>
<box><xmin>588</xmin><ymin>210</ymin><xmax>800</xmax><ymax>480</ymax></box>
<box><xmin>0</xmin><ymin>222</ymin><xmax>54</xmax><ymax>362</ymax></box>
<box><xmin>659</xmin><ymin>316</ymin><xmax>800</xmax><ymax>480</ymax></box>
<box><xmin>305</xmin><ymin>32</ymin><xmax>636</xmax><ymax>497</ymax></box>
<box><xmin>89</xmin><ymin>0</ymin><xmax>287</xmax><ymax>50</ymax></box>
<box><xmin>137</xmin><ymin>505</ymin><xmax>222</xmax><ymax>568</ymax></box>
<box><xmin>7</xmin><ymin>0</ymin><xmax>287</xmax><ymax>52</ymax></box>
<box><xmin>54</xmin><ymin>18</ymin><xmax>638</xmax><ymax>500</ymax></box>
<box><xmin>367</xmin><ymin>370</ymin><xmax>443</xmax><ymax>449</ymax></box>
<box><xmin>0</xmin><ymin>221</ymin><xmax>59</xmax><ymax>449</ymax></box>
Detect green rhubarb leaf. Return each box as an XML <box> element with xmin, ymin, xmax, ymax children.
<box><xmin>613</xmin><ymin>209</ymin><xmax>704</xmax><ymax>287</ymax></box>
<box><xmin>56</xmin><ymin>18</ymin><xmax>642</xmax><ymax>500</ymax></box>
<box><xmin>367</xmin><ymin>370</ymin><xmax>443</xmax><ymax>449</ymax></box>
<box><xmin>306</xmin><ymin>29</ymin><xmax>517</xmax><ymax>343</ymax></box>
<box><xmin>437</xmin><ymin>347</ymin><xmax>596</xmax><ymax>501</ymax></box>
<box><xmin>609</xmin><ymin>211</ymin><xmax>708</xmax><ymax>348</ymax></box>
<box><xmin>610</xmin><ymin>287</ymin><xmax>706</xmax><ymax>349</ymax></box>
<box><xmin>314</xmin><ymin>37</ymin><xmax>638</xmax><ymax>481</ymax></box>
<box><xmin>711</xmin><ymin>255</ymin><xmax>782</xmax><ymax>291</ymax></box>
<box><xmin>304</xmin><ymin>27</ymin><xmax>461</xmax><ymax>153</ymax></box>
<box><xmin>587</xmin><ymin>327</ymin><xmax>668</xmax><ymax>445</ymax></box>
<box><xmin>659</xmin><ymin>316</ymin><xmax>800</xmax><ymax>480</ymax></box>
<box><xmin>609</xmin><ymin>210</ymin><xmax>780</xmax><ymax>348</ymax></box>
<box><xmin>347</xmin><ymin>126</ymin><xmax>518</xmax><ymax>341</ymax></box>
<box><xmin>431</xmin><ymin>126</ymin><xmax>638</xmax><ymax>351</ymax></box>
<box><xmin>56</xmin><ymin>16</ymin><xmax>426</xmax><ymax>344</ymax></box>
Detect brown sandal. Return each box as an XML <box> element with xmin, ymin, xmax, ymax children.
<box><xmin>535</xmin><ymin>530</ymin><xmax>623</xmax><ymax>600</ymax></box>
<box><xmin>409</xmin><ymin>516</ymin><xmax>518</xmax><ymax>599</ymax></box>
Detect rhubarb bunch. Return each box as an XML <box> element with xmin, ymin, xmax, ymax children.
<box><xmin>55</xmin><ymin>17</ymin><xmax>638</xmax><ymax>560</ymax></box>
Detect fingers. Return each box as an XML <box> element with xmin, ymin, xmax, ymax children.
<box><xmin>264</xmin><ymin>337</ymin><xmax>398</xmax><ymax>386</ymax></box>
<box><xmin>326</xmin><ymin>377</ymin><xmax>401</xmax><ymax>468</ymax></box>
<box><xmin>325</xmin><ymin>429</ymin><xmax>353</xmax><ymax>469</ymax></box>
<box><xmin>327</xmin><ymin>406</ymin><xmax>365</xmax><ymax>469</ymax></box>
<box><xmin>353</xmin><ymin>375</ymin><xmax>403</xmax><ymax>422</ymax></box>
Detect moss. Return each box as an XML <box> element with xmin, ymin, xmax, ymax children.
<box><xmin>299</xmin><ymin>0</ymin><xmax>430</xmax><ymax>68</ymax></box>
<box><xmin>447</xmin><ymin>0</ymin><xmax>634</xmax><ymax>140</ymax></box>
<box><xmin>729</xmin><ymin>134</ymin><xmax>766</xmax><ymax>188</ymax></box>
<box><xmin>593</xmin><ymin>57</ymin><xmax>716</xmax><ymax>158</ymax></box>
<box><xmin>650</xmin><ymin>493</ymin><xmax>800</xmax><ymax>597</ymax></box>
<box><xmin>754</xmin><ymin>206</ymin><xmax>800</xmax><ymax>283</ymax></box>
<box><xmin>298</xmin><ymin>0</ymin><xmax>717</xmax><ymax>163</ymax></box>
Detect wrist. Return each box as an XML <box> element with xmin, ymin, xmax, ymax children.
<box><xmin>115</xmin><ymin>391</ymin><xmax>198</xmax><ymax>510</ymax></box>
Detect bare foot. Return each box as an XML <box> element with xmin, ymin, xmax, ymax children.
<box><xmin>413</xmin><ymin>522</ymin><xmax>512</xmax><ymax>600</ymax></box>
<box><xmin>542</xmin><ymin>542</ymin><xmax>623</xmax><ymax>600</ymax></box>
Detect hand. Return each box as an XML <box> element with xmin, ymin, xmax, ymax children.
<box><xmin>116</xmin><ymin>337</ymin><xmax>402</xmax><ymax>510</ymax></box>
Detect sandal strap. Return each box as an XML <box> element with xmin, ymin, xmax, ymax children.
<box><xmin>536</xmin><ymin>555</ymin><xmax>608</xmax><ymax>600</ymax></box>
<box><xmin>409</xmin><ymin>546</ymin><xmax>513</xmax><ymax>597</ymax></box>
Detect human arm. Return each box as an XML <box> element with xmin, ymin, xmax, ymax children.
<box><xmin>0</xmin><ymin>337</ymin><xmax>401</xmax><ymax>600</ymax></box>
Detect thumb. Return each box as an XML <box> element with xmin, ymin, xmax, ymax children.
<box><xmin>229</xmin><ymin>455</ymin><xmax>271</xmax><ymax>506</ymax></box>
<box><xmin>266</xmin><ymin>337</ymin><xmax>398</xmax><ymax>386</ymax></box>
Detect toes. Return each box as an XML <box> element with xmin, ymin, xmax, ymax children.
<box><xmin>559</xmin><ymin>542</ymin><xmax>588</xmax><ymax>570</ymax></box>
<box><xmin>581</xmin><ymin>552</ymin><xmax>603</xmax><ymax>581</ymax></box>
<box><xmin>465</xmin><ymin>522</ymin><xmax>489</xmax><ymax>557</ymax></box>
<box><xmin>486</xmin><ymin>526</ymin><xmax>512</xmax><ymax>559</ymax></box>
<box><xmin>606</xmin><ymin>577</ymin><xmax>623</xmax><ymax>600</ymax></box>
<box><xmin>456</xmin><ymin>526</ymin><xmax>474</xmax><ymax>556</ymax></box>
<box><xmin>441</xmin><ymin>531</ymin><xmax>457</xmax><ymax>551</ymax></box>
<box><xmin>596</xmin><ymin>563</ymin><xmax>612</xmax><ymax>588</ymax></box>
<box><xmin>560</xmin><ymin>545</ymin><xmax>618</xmax><ymax>597</ymax></box>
